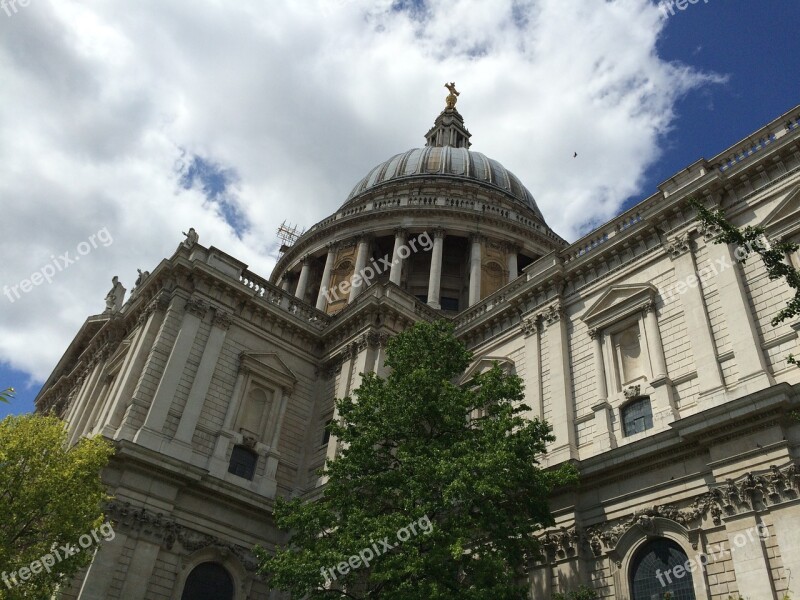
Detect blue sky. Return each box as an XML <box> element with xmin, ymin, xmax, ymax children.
<box><xmin>1</xmin><ymin>0</ymin><xmax>799</xmax><ymax>418</ymax></box>
<box><xmin>634</xmin><ymin>0</ymin><xmax>800</xmax><ymax>209</ymax></box>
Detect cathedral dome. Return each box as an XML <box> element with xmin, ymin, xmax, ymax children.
<box><xmin>344</xmin><ymin>146</ymin><xmax>544</xmax><ymax>220</ymax></box>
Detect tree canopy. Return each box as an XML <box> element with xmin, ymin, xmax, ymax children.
<box><xmin>257</xmin><ymin>320</ymin><xmax>576</xmax><ymax>599</ymax></box>
<box><xmin>0</xmin><ymin>413</ymin><xmax>113</xmax><ymax>599</ymax></box>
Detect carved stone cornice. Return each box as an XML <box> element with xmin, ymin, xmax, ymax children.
<box><xmin>105</xmin><ymin>500</ymin><xmax>260</xmax><ymax>571</ymax></box>
<box><xmin>578</xmin><ymin>493</ymin><xmax>716</xmax><ymax>560</ymax></box>
<box><xmin>212</xmin><ymin>310</ymin><xmax>233</xmax><ymax>330</ymax></box>
<box><xmin>185</xmin><ymin>297</ymin><xmax>208</xmax><ymax>318</ymax></box>
<box><xmin>520</xmin><ymin>315</ymin><xmax>541</xmax><ymax>337</ymax></box>
<box><xmin>699</xmin><ymin>220</ymin><xmax>723</xmax><ymax>242</ymax></box>
<box><xmin>664</xmin><ymin>233</ymin><xmax>691</xmax><ymax>260</ymax></box>
<box><xmin>540</xmin><ymin>303</ymin><xmax>564</xmax><ymax>327</ymax></box>
<box><xmin>709</xmin><ymin>462</ymin><xmax>799</xmax><ymax>518</ymax></box>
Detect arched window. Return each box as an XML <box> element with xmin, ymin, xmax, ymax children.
<box><xmin>228</xmin><ymin>445</ymin><xmax>258</xmax><ymax>480</ymax></box>
<box><xmin>630</xmin><ymin>539</ymin><xmax>696</xmax><ymax>600</ymax></box>
<box><xmin>621</xmin><ymin>396</ymin><xmax>653</xmax><ymax>437</ymax></box>
<box><xmin>181</xmin><ymin>562</ymin><xmax>234</xmax><ymax>600</ymax></box>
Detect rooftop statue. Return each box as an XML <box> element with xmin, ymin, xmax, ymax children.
<box><xmin>444</xmin><ymin>82</ymin><xmax>459</xmax><ymax>109</ymax></box>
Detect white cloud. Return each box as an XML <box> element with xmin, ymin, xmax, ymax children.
<box><xmin>0</xmin><ymin>0</ymin><xmax>722</xmax><ymax>382</ymax></box>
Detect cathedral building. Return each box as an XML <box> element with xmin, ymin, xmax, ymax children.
<box><xmin>36</xmin><ymin>90</ymin><xmax>800</xmax><ymax>599</ymax></box>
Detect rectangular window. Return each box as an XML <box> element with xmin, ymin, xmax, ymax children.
<box><xmin>622</xmin><ymin>397</ymin><xmax>653</xmax><ymax>437</ymax></box>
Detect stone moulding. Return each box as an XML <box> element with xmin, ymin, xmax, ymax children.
<box><xmin>537</xmin><ymin>460</ymin><xmax>800</xmax><ymax>566</ymax></box>
<box><xmin>105</xmin><ymin>500</ymin><xmax>259</xmax><ymax>572</ymax></box>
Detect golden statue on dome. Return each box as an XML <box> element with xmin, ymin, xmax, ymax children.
<box><xmin>444</xmin><ymin>82</ymin><xmax>460</xmax><ymax>109</ymax></box>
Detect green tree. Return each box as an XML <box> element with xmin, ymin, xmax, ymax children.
<box><xmin>0</xmin><ymin>413</ymin><xmax>113</xmax><ymax>599</ymax></box>
<box><xmin>257</xmin><ymin>320</ymin><xmax>577</xmax><ymax>599</ymax></box>
<box><xmin>0</xmin><ymin>388</ymin><xmax>13</xmax><ymax>404</ymax></box>
<box><xmin>552</xmin><ymin>585</ymin><xmax>599</xmax><ymax>600</ymax></box>
<box><xmin>691</xmin><ymin>199</ymin><xmax>800</xmax><ymax>363</ymax></box>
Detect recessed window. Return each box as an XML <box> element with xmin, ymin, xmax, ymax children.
<box><xmin>621</xmin><ymin>397</ymin><xmax>653</xmax><ymax>437</ymax></box>
<box><xmin>321</xmin><ymin>419</ymin><xmax>332</xmax><ymax>446</ymax></box>
<box><xmin>440</xmin><ymin>297</ymin><xmax>460</xmax><ymax>311</ymax></box>
<box><xmin>181</xmin><ymin>562</ymin><xmax>234</xmax><ymax>600</ymax></box>
<box><xmin>228</xmin><ymin>445</ymin><xmax>258</xmax><ymax>480</ymax></box>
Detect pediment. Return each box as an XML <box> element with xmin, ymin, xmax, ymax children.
<box><xmin>240</xmin><ymin>352</ymin><xmax>297</xmax><ymax>392</ymax></box>
<box><xmin>760</xmin><ymin>186</ymin><xmax>800</xmax><ymax>238</ymax></box>
<box><xmin>461</xmin><ymin>356</ymin><xmax>515</xmax><ymax>384</ymax></box>
<box><xmin>582</xmin><ymin>284</ymin><xmax>658</xmax><ymax>330</ymax></box>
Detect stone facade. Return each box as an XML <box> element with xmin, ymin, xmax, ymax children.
<box><xmin>35</xmin><ymin>99</ymin><xmax>800</xmax><ymax>599</ymax></box>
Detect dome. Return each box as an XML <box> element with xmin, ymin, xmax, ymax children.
<box><xmin>344</xmin><ymin>146</ymin><xmax>544</xmax><ymax>220</ymax></box>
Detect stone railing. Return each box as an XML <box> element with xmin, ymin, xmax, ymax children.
<box><xmin>710</xmin><ymin>110</ymin><xmax>800</xmax><ymax>173</ymax></box>
<box><xmin>239</xmin><ymin>269</ymin><xmax>329</xmax><ymax>329</ymax></box>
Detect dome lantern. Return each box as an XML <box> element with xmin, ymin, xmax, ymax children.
<box><xmin>424</xmin><ymin>82</ymin><xmax>472</xmax><ymax>149</ymax></box>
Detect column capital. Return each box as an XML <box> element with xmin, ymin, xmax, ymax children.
<box><xmin>393</xmin><ymin>227</ymin><xmax>408</xmax><ymax>238</ymax></box>
<box><xmin>299</xmin><ymin>255</ymin><xmax>312</xmax><ymax>266</ymax></box>
<box><xmin>212</xmin><ymin>310</ymin><xmax>233</xmax><ymax>330</ymax></box>
<box><xmin>663</xmin><ymin>233</ymin><xmax>692</xmax><ymax>260</ymax></box>
<box><xmin>432</xmin><ymin>227</ymin><xmax>446</xmax><ymax>239</ymax></box>
<box><xmin>641</xmin><ymin>300</ymin><xmax>657</xmax><ymax>316</ymax></box>
<box><xmin>356</xmin><ymin>232</ymin><xmax>374</xmax><ymax>244</ymax></box>
<box><xmin>588</xmin><ymin>327</ymin><xmax>602</xmax><ymax>341</ymax></box>
<box><xmin>469</xmin><ymin>232</ymin><xmax>485</xmax><ymax>244</ymax></box>
<box><xmin>521</xmin><ymin>316</ymin><xmax>541</xmax><ymax>337</ymax></box>
<box><xmin>325</xmin><ymin>240</ymin><xmax>340</xmax><ymax>252</ymax></box>
<box><xmin>540</xmin><ymin>303</ymin><xmax>564</xmax><ymax>327</ymax></box>
<box><xmin>185</xmin><ymin>297</ymin><xmax>208</xmax><ymax>318</ymax></box>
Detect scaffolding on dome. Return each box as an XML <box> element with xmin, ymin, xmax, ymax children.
<box><xmin>276</xmin><ymin>221</ymin><xmax>304</xmax><ymax>254</ymax></box>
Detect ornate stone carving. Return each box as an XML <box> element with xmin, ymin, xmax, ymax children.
<box><xmin>105</xmin><ymin>501</ymin><xmax>260</xmax><ymax>571</ymax></box>
<box><xmin>520</xmin><ymin>316</ymin><xmax>541</xmax><ymax>337</ymax></box>
<box><xmin>699</xmin><ymin>220</ymin><xmax>722</xmax><ymax>242</ymax></box>
<box><xmin>213</xmin><ymin>310</ymin><xmax>233</xmax><ymax>330</ymax></box>
<box><xmin>709</xmin><ymin>462</ymin><xmax>798</xmax><ymax>517</ymax></box>
<box><xmin>541</xmin><ymin>303</ymin><xmax>563</xmax><ymax>326</ymax></box>
<box><xmin>664</xmin><ymin>233</ymin><xmax>691</xmax><ymax>260</ymax></box>
<box><xmin>182</xmin><ymin>227</ymin><xmax>199</xmax><ymax>248</ymax></box>
<box><xmin>185</xmin><ymin>297</ymin><xmax>208</xmax><ymax>318</ymax></box>
<box><xmin>623</xmin><ymin>385</ymin><xmax>641</xmax><ymax>399</ymax></box>
<box><xmin>580</xmin><ymin>494</ymin><xmax>716</xmax><ymax>558</ymax></box>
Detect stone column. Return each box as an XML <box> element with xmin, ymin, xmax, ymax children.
<box><xmin>541</xmin><ymin>303</ymin><xmax>577</xmax><ymax>464</ymax></box>
<box><xmin>521</xmin><ymin>316</ymin><xmax>542</xmax><ymax>420</ymax></box>
<box><xmin>324</xmin><ymin>346</ymin><xmax>356</xmax><ymax>468</ymax></box>
<box><xmin>280</xmin><ymin>274</ymin><xmax>291</xmax><ymax>292</ymax></box>
<box><xmin>665</xmin><ymin>234</ymin><xmax>724</xmax><ymax>396</ymax></box>
<box><xmin>705</xmin><ymin>238</ymin><xmax>773</xmax><ymax>387</ymax></box>
<box><xmin>77</xmin><ymin>531</ymin><xmax>129</xmax><ymax>599</ymax></box>
<box><xmin>348</xmin><ymin>236</ymin><xmax>370</xmax><ymax>303</ymax></box>
<box><xmin>116</xmin><ymin>537</ymin><xmax>161</xmax><ymax>600</ymax></box>
<box><xmin>468</xmin><ymin>234</ymin><xmax>483</xmax><ymax>306</ymax></box>
<box><xmin>590</xmin><ymin>329</ymin><xmax>616</xmax><ymax>451</ymax></box>
<box><xmin>426</xmin><ymin>228</ymin><xmax>445</xmax><ymax>309</ymax></box>
<box><xmin>723</xmin><ymin>514</ymin><xmax>776</xmax><ymax>599</ymax></box>
<box><xmin>642</xmin><ymin>302</ymin><xmax>668</xmax><ymax>381</ymax></box>
<box><xmin>172</xmin><ymin>311</ymin><xmax>232</xmax><ymax>459</ymax></box>
<box><xmin>389</xmin><ymin>228</ymin><xmax>407</xmax><ymax>286</ymax></box>
<box><xmin>102</xmin><ymin>294</ymin><xmax>169</xmax><ymax>437</ymax></box>
<box><xmin>506</xmin><ymin>244</ymin><xmax>519</xmax><ymax>283</ymax></box>
<box><xmin>134</xmin><ymin>297</ymin><xmax>207</xmax><ymax>451</ymax></box>
<box><xmin>294</xmin><ymin>257</ymin><xmax>311</xmax><ymax>301</ymax></box>
<box><xmin>316</xmin><ymin>244</ymin><xmax>338</xmax><ymax>310</ymax></box>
